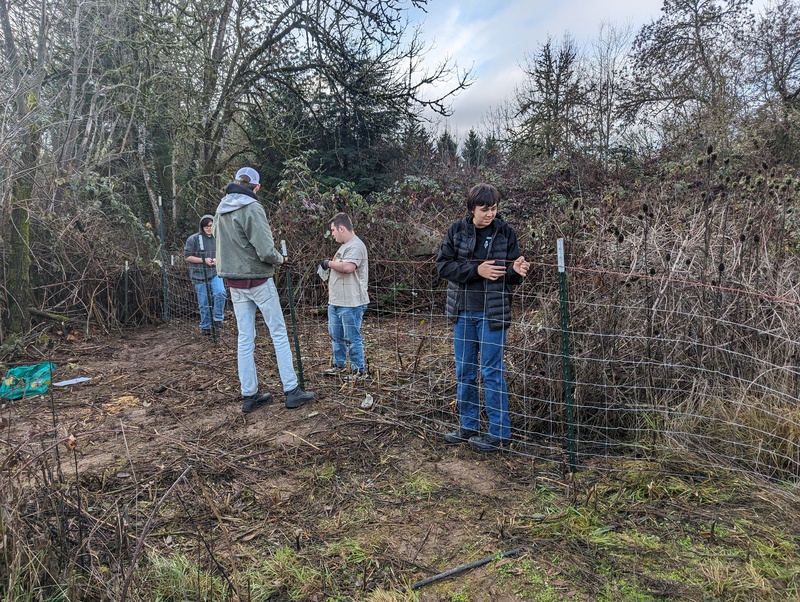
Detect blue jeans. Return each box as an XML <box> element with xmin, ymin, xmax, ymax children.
<box><xmin>230</xmin><ymin>279</ymin><xmax>298</xmax><ymax>397</ymax></box>
<box><xmin>328</xmin><ymin>304</ymin><xmax>367</xmax><ymax>373</ymax></box>
<box><xmin>454</xmin><ymin>311</ymin><xmax>510</xmax><ymax>440</ymax></box>
<box><xmin>194</xmin><ymin>276</ymin><xmax>226</xmax><ymax>331</ymax></box>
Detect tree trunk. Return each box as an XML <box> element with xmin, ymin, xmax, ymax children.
<box><xmin>1</xmin><ymin>0</ymin><xmax>45</xmax><ymax>336</ymax></box>
<box><xmin>7</xmin><ymin>199</ymin><xmax>32</xmax><ymax>333</ymax></box>
<box><xmin>138</xmin><ymin>122</ymin><xmax>162</xmax><ymax>234</ymax></box>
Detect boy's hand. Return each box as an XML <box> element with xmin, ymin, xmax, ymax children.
<box><xmin>478</xmin><ymin>260</ymin><xmax>506</xmax><ymax>281</ymax></box>
<box><xmin>513</xmin><ymin>256</ymin><xmax>530</xmax><ymax>277</ymax></box>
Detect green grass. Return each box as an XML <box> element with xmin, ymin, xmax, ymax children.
<box><xmin>245</xmin><ymin>546</ymin><xmax>324</xmax><ymax>601</ymax></box>
<box><xmin>143</xmin><ymin>551</ymin><xmax>228</xmax><ymax>601</ymax></box>
<box><xmin>496</xmin><ymin>558</ymin><xmax>565</xmax><ymax>601</ymax></box>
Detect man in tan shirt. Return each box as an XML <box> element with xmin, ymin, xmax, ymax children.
<box><xmin>318</xmin><ymin>213</ymin><xmax>369</xmax><ymax>377</ymax></box>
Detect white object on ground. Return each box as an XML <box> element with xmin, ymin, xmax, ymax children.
<box><xmin>53</xmin><ymin>377</ymin><xmax>92</xmax><ymax>387</ymax></box>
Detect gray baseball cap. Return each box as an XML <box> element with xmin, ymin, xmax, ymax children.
<box><xmin>235</xmin><ymin>167</ymin><xmax>260</xmax><ymax>185</ymax></box>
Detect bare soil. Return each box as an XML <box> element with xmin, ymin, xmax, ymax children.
<box><xmin>3</xmin><ymin>321</ymin><xmax>799</xmax><ymax>601</ymax></box>
<box><xmin>5</xmin><ymin>320</ymin><xmax>548</xmax><ymax>600</ymax></box>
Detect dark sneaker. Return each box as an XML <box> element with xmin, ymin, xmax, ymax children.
<box><xmin>468</xmin><ymin>434</ymin><xmax>511</xmax><ymax>452</ymax></box>
<box><xmin>343</xmin><ymin>369</ymin><xmax>370</xmax><ymax>381</ymax></box>
<box><xmin>201</xmin><ymin>329</ymin><xmax>212</xmax><ymax>336</ymax></box>
<box><xmin>443</xmin><ymin>427</ymin><xmax>479</xmax><ymax>444</ymax></box>
<box><xmin>242</xmin><ymin>392</ymin><xmax>273</xmax><ymax>414</ymax></box>
<box><xmin>214</xmin><ymin>321</ymin><xmax>224</xmax><ymax>329</ymax></box>
<box><xmin>285</xmin><ymin>386</ymin><xmax>316</xmax><ymax>409</ymax></box>
<box><xmin>323</xmin><ymin>365</ymin><xmax>345</xmax><ymax>376</ymax></box>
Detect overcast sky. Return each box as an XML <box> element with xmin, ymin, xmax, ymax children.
<box><xmin>407</xmin><ymin>0</ymin><xmax>770</xmax><ymax>138</ymax></box>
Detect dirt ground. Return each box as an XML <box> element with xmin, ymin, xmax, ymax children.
<box><xmin>4</xmin><ymin>319</ymin><xmax>565</xmax><ymax>601</ymax></box>
<box><xmin>4</xmin><ymin>320</ymin><xmax>800</xmax><ymax>601</ymax></box>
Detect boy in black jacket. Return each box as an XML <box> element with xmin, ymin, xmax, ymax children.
<box><xmin>435</xmin><ymin>184</ymin><xmax>530</xmax><ymax>452</ymax></box>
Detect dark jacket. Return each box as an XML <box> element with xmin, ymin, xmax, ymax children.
<box><xmin>184</xmin><ymin>214</ymin><xmax>218</xmax><ymax>282</ymax></box>
<box><xmin>435</xmin><ymin>215</ymin><xmax>523</xmax><ymax>330</ymax></box>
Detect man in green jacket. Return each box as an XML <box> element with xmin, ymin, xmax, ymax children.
<box><xmin>214</xmin><ymin>167</ymin><xmax>315</xmax><ymax>413</ymax></box>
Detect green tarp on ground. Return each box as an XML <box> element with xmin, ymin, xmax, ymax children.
<box><xmin>0</xmin><ymin>362</ymin><xmax>56</xmax><ymax>400</ymax></box>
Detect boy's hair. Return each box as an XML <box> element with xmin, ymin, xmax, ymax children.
<box><xmin>234</xmin><ymin>166</ymin><xmax>260</xmax><ymax>190</ymax></box>
<box><xmin>330</xmin><ymin>212</ymin><xmax>353</xmax><ymax>231</ymax></box>
<box><xmin>466</xmin><ymin>183</ymin><xmax>500</xmax><ymax>211</ymax></box>
<box><xmin>235</xmin><ymin>174</ymin><xmax>258</xmax><ymax>191</ymax></box>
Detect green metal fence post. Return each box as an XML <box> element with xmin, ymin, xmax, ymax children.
<box><xmin>557</xmin><ymin>238</ymin><xmax>577</xmax><ymax>472</ymax></box>
<box><xmin>280</xmin><ymin>240</ymin><xmax>305</xmax><ymax>389</ymax></box>
<box><xmin>159</xmin><ymin>195</ymin><xmax>169</xmax><ymax>322</ymax></box>
<box><xmin>123</xmin><ymin>260</ymin><xmax>129</xmax><ymax>324</ymax></box>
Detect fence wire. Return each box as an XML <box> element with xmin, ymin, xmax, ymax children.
<box><xmin>161</xmin><ymin>248</ymin><xmax>800</xmax><ymax>494</ymax></box>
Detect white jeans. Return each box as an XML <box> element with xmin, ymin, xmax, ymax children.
<box><xmin>230</xmin><ymin>279</ymin><xmax>297</xmax><ymax>396</ymax></box>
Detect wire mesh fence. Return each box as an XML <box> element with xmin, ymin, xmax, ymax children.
<box><xmin>158</xmin><ymin>242</ymin><xmax>800</xmax><ymax>495</ymax></box>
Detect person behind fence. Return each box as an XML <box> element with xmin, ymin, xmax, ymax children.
<box><xmin>213</xmin><ymin>167</ymin><xmax>316</xmax><ymax>414</ymax></box>
<box><xmin>184</xmin><ymin>215</ymin><xmax>226</xmax><ymax>336</ymax></box>
<box><xmin>435</xmin><ymin>183</ymin><xmax>530</xmax><ymax>452</ymax></box>
<box><xmin>318</xmin><ymin>212</ymin><xmax>370</xmax><ymax>379</ymax></box>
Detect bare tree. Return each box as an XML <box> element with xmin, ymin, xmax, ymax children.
<box><xmin>623</xmin><ymin>0</ymin><xmax>754</xmax><ymax>150</ymax></box>
<box><xmin>585</xmin><ymin>20</ymin><xmax>634</xmax><ymax>165</ymax></box>
<box><xmin>742</xmin><ymin>0</ymin><xmax>800</xmax><ymax>164</ymax></box>
<box><xmin>747</xmin><ymin>0</ymin><xmax>800</xmax><ymax>108</ymax></box>
<box><xmin>154</xmin><ymin>0</ymin><xmax>471</xmax><ymax>205</ymax></box>
<box><xmin>0</xmin><ymin>0</ymin><xmax>50</xmax><ymax>332</ymax></box>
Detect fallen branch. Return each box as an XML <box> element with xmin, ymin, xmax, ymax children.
<box><xmin>28</xmin><ymin>308</ymin><xmax>72</xmax><ymax>323</ymax></box>
<box><xmin>412</xmin><ymin>546</ymin><xmax>526</xmax><ymax>590</ymax></box>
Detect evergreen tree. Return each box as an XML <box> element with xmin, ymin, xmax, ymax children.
<box><xmin>462</xmin><ymin>129</ymin><xmax>485</xmax><ymax>169</ymax></box>
<box><xmin>435</xmin><ymin>130</ymin><xmax>458</xmax><ymax>167</ymax></box>
<box><xmin>514</xmin><ymin>34</ymin><xmax>586</xmax><ymax>158</ymax></box>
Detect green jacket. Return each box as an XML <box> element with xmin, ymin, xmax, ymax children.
<box><xmin>213</xmin><ymin>184</ymin><xmax>284</xmax><ymax>280</ymax></box>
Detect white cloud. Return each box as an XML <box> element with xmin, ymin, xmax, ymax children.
<box><xmin>411</xmin><ymin>0</ymin><xmax>667</xmax><ymax>136</ymax></box>
<box><xmin>413</xmin><ymin>0</ymin><xmax>777</xmax><ymax>138</ymax></box>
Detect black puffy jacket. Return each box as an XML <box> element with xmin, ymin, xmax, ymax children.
<box><xmin>435</xmin><ymin>215</ymin><xmax>523</xmax><ymax>330</ymax></box>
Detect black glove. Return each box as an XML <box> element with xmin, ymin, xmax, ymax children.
<box><xmin>320</xmin><ymin>259</ymin><xmax>330</xmax><ymax>270</ymax></box>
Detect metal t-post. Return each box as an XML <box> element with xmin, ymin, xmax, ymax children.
<box><xmin>158</xmin><ymin>196</ymin><xmax>169</xmax><ymax>322</ymax></box>
<box><xmin>557</xmin><ymin>238</ymin><xmax>576</xmax><ymax>472</ymax></box>
<box><xmin>280</xmin><ymin>240</ymin><xmax>304</xmax><ymax>388</ymax></box>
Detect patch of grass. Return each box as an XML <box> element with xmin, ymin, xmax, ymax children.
<box><xmin>317</xmin><ymin>496</ymin><xmax>378</xmax><ymax>532</ymax></box>
<box><xmin>618</xmin><ymin>530</ymin><xmax>664</xmax><ymax>551</ymax></box>
<box><xmin>314</xmin><ymin>462</ymin><xmax>338</xmax><ymax>482</ymax></box>
<box><xmin>143</xmin><ymin>551</ymin><xmax>228</xmax><ymax>601</ymax></box>
<box><xmin>481</xmin><ymin>462</ymin><xmax>800</xmax><ymax>600</ymax></box>
<box><xmin>400</xmin><ymin>470</ymin><xmax>440</xmax><ymax>497</ymax></box>
<box><xmin>326</xmin><ymin>537</ymin><xmax>373</xmax><ymax>566</ymax></box>
<box><xmin>363</xmin><ymin>587</ymin><xmax>420</xmax><ymax>602</ymax></box>
<box><xmin>525</xmin><ymin>503</ymin><xmax>604</xmax><ymax>540</ymax></box>
<box><xmin>243</xmin><ymin>545</ymin><xmax>323</xmax><ymax>601</ymax></box>
<box><xmin>425</xmin><ymin>540</ymin><xmax>484</xmax><ymax>572</ymax></box>
<box><xmin>695</xmin><ymin>557</ymin><xmax>740</xmax><ymax>598</ymax></box>
<box><xmin>2</xmin><ymin>582</ymin><xmax>70</xmax><ymax>602</ymax></box>
<box><xmin>496</xmin><ymin>557</ymin><xmax>563</xmax><ymax>601</ymax></box>
<box><xmin>596</xmin><ymin>576</ymin><xmax>660</xmax><ymax>602</ymax></box>
<box><xmin>744</xmin><ymin>537</ymin><xmax>800</xmax><ymax>589</ymax></box>
<box><xmin>445</xmin><ymin>590</ymin><xmax>472</xmax><ymax>602</ymax></box>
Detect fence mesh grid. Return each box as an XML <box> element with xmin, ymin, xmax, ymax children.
<box><xmin>161</xmin><ymin>246</ymin><xmax>800</xmax><ymax>495</ymax></box>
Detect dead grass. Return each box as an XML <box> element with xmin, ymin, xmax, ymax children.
<box><xmin>1</xmin><ymin>323</ymin><xmax>799</xmax><ymax>601</ymax></box>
